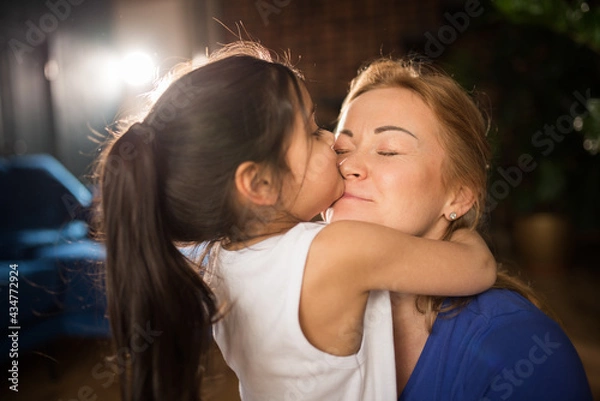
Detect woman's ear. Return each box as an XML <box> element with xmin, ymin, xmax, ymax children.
<box><xmin>234</xmin><ymin>161</ymin><xmax>279</xmax><ymax>206</ymax></box>
<box><xmin>444</xmin><ymin>185</ymin><xmax>476</xmax><ymax>220</ymax></box>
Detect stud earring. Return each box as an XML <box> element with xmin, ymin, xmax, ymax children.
<box><xmin>449</xmin><ymin>212</ymin><xmax>457</xmax><ymax>221</ymax></box>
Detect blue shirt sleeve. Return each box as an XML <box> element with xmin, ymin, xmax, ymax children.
<box><xmin>398</xmin><ymin>290</ymin><xmax>593</xmax><ymax>401</ymax></box>
<box><xmin>465</xmin><ymin>309</ymin><xmax>593</xmax><ymax>401</ymax></box>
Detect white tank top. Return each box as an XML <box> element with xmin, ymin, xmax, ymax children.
<box><xmin>211</xmin><ymin>222</ymin><xmax>396</xmax><ymax>401</ymax></box>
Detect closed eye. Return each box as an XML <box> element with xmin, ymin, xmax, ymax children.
<box><xmin>312</xmin><ymin>127</ymin><xmax>324</xmax><ymax>137</ymax></box>
<box><xmin>377</xmin><ymin>151</ymin><xmax>400</xmax><ymax>156</ymax></box>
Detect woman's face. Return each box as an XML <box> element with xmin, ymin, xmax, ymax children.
<box><xmin>328</xmin><ymin>87</ymin><xmax>453</xmax><ymax>239</ymax></box>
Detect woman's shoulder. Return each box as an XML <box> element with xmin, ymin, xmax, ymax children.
<box><xmin>435</xmin><ymin>288</ymin><xmax>563</xmax><ymax>350</ymax></box>
<box><xmin>445</xmin><ymin>288</ymin><xmax>584</xmax><ymax>372</ymax></box>
<box><xmin>425</xmin><ymin>289</ymin><xmax>592</xmax><ymax>400</ymax></box>
<box><xmin>461</xmin><ymin>289</ymin><xmax>592</xmax><ymax>400</ymax></box>
<box><xmin>455</xmin><ymin>288</ymin><xmax>546</xmax><ymax>322</ymax></box>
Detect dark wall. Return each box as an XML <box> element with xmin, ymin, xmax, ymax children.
<box><xmin>218</xmin><ymin>0</ymin><xmax>451</xmax><ymax>125</ymax></box>
<box><xmin>0</xmin><ymin>0</ymin><xmax>114</xmax><ymax>180</ymax></box>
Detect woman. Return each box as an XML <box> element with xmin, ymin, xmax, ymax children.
<box><xmin>328</xmin><ymin>58</ymin><xmax>593</xmax><ymax>400</ymax></box>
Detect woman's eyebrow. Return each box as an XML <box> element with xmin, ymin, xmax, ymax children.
<box><xmin>374</xmin><ymin>125</ymin><xmax>418</xmax><ymax>139</ymax></box>
<box><xmin>337</xmin><ymin>129</ymin><xmax>353</xmax><ymax>137</ymax></box>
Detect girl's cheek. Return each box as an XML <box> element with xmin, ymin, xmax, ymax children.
<box><xmin>307</xmin><ymin>152</ymin><xmax>334</xmax><ymax>177</ymax></box>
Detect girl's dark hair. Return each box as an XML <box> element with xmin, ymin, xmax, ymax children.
<box><xmin>93</xmin><ymin>42</ymin><xmax>306</xmax><ymax>401</ymax></box>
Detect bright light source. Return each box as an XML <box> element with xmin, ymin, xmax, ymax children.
<box><xmin>121</xmin><ymin>51</ymin><xmax>155</xmax><ymax>86</ymax></box>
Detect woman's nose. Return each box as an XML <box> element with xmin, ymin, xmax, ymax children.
<box><xmin>338</xmin><ymin>154</ymin><xmax>365</xmax><ymax>180</ymax></box>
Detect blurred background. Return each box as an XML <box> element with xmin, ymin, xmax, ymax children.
<box><xmin>0</xmin><ymin>0</ymin><xmax>599</xmax><ymax>400</ymax></box>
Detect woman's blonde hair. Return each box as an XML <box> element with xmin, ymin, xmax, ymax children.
<box><xmin>342</xmin><ymin>57</ymin><xmax>556</xmax><ymax>329</ymax></box>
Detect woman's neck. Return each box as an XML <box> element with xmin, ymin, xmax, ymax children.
<box><xmin>391</xmin><ymin>293</ymin><xmax>436</xmax><ymax>395</ymax></box>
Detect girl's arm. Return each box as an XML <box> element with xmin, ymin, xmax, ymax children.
<box><xmin>310</xmin><ymin>220</ymin><xmax>496</xmax><ymax>296</ymax></box>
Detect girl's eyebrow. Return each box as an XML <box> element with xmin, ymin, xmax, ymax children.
<box><xmin>374</xmin><ymin>125</ymin><xmax>418</xmax><ymax>139</ymax></box>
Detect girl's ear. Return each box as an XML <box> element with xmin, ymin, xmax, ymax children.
<box><xmin>234</xmin><ymin>161</ymin><xmax>279</xmax><ymax>206</ymax></box>
<box><xmin>443</xmin><ymin>185</ymin><xmax>476</xmax><ymax>220</ymax></box>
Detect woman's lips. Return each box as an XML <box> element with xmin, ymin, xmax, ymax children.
<box><xmin>340</xmin><ymin>192</ymin><xmax>372</xmax><ymax>202</ymax></box>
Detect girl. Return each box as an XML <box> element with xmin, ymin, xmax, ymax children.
<box><xmin>94</xmin><ymin>42</ymin><xmax>496</xmax><ymax>401</ymax></box>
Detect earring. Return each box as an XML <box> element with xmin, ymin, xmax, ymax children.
<box><xmin>449</xmin><ymin>212</ymin><xmax>457</xmax><ymax>221</ymax></box>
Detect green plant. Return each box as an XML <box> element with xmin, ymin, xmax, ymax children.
<box><xmin>493</xmin><ymin>0</ymin><xmax>600</xmax><ymax>53</ymax></box>
<box><xmin>442</xmin><ymin>0</ymin><xmax>600</xmax><ymax>229</ymax></box>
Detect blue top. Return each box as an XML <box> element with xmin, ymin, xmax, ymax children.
<box><xmin>399</xmin><ymin>289</ymin><xmax>592</xmax><ymax>401</ymax></box>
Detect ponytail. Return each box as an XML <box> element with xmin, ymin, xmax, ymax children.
<box><xmin>97</xmin><ymin>123</ymin><xmax>218</xmax><ymax>401</ymax></box>
<box><xmin>93</xmin><ymin>46</ymin><xmax>306</xmax><ymax>399</ymax></box>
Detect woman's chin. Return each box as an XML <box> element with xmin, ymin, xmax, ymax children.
<box><xmin>325</xmin><ymin>205</ymin><xmax>371</xmax><ymax>224</ymax></box>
